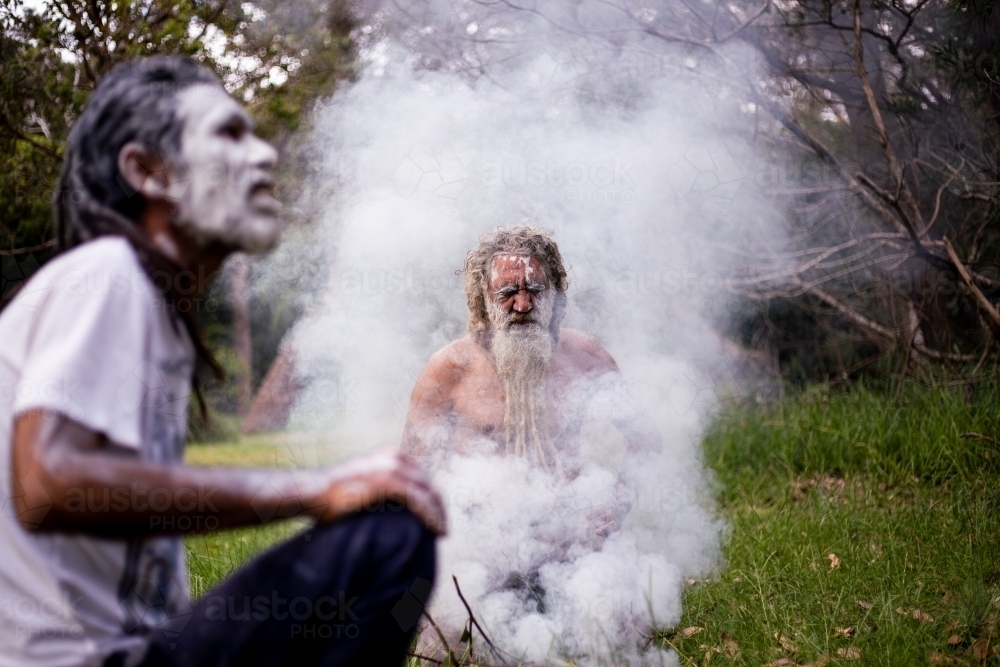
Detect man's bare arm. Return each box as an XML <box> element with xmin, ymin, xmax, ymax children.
<box><xmin>12</xmin><ymin>409</ymin><xmax>447</xmax><ymax>537</ymax></box>
<box><xmin>401</xmin><ymin>346</ymin><xmax>461</xmax><ymax>458</ymax></box>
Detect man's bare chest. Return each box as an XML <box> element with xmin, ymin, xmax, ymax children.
<box><xmin>447</xmin><ymin>356</ymin><xmax>591</xmax><ymax>437</ymax></box>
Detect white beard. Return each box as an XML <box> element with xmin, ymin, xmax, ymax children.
<box><xmin>487</xmin><ymin>291</ymin><xmax>560</xmax><ymax>472</ymax></box>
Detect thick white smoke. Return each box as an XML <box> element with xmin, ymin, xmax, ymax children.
<box><xmin>265</xmin><ymin>6</ymin><xmax>782</xmax><ymax>663</ymax></box>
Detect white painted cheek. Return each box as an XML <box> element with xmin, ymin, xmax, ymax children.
<box><xmin>177</xmin><ymin>139</ymin><xmax>248</xmax><ymax>241</ymax></box>
<box><xmin>216</xmin><ymin>141</ymin><xmax>250</xmax><ymax>223</ymax></box>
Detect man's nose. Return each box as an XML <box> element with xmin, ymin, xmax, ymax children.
<box><xmin>512</xmin><ymin>291</ymin><xmax>533</xmax><ymax>313</ymax></box>
<box><xmin>248</xmin><ymin>134</ymin><xmax>278</xmax><ymax>171</ymax></box>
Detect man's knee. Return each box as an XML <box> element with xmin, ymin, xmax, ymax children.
<box><xmin>315</xmin><ymin>508</ymin><xmax>435</xmax><ymax>572</ymax></box>
<box><xmin>364</xmin><ymin>508</ymin><xmax>435</xmax><ymax>566</ymax></box>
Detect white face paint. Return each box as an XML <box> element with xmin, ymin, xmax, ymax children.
<box><xmin>167</xmin><ymin>84</ymin><xmax>281</xmax><ymax>253</ymax></box>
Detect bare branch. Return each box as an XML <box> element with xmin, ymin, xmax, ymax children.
<box><xmin>851</xmin><ymin>0</ymin><xmax>924</xmax><ymax>236</ymax></box>
<box><xmin>791</xmin><ymin>279</ymin><xmax>894</xmax><ymax>339</ymax></box>
<box><xmin>924</xmin><ymin>157</ymin><xmax>964</xmax><ymax>235</ymax></box>
<box><xmin>941</xmin><ymin>236</ymin><xmax>1000</xmax><ymax>332</ymax></box>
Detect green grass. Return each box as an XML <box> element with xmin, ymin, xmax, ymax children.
<box><xmin>186</xmin><ymin>521</ymin><xmax>307</xmax><ymax>599</ymax></box>
<box><xmin>185</xmin><ymin>381</ymin><xmax>1000</xmax><ymax>665</ymax></box>
<box><xmin>664</xmin><ymin>381</ymin><xmax>1000</xmax><ymax>666</ymax></box>
<box><xmin>184</xmin><ymin>436</ymin><xmax>308</xmax><ymax>597</ymax></box>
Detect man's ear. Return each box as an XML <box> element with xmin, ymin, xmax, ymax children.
<box><xmin>117</xmin><ymin>143</ymin><xmax>172</xmax><ymax>201</ymax></box>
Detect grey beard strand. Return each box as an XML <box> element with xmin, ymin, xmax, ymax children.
<box><xmin>491</xmin><ymin>326</ymin><xmax>561</xmax><ymax>475</ymax></box>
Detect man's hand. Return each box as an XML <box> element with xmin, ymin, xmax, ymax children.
<box><xmin>316</xmin><ymin>449</ymin><xmax>447</xmax><ymax>536</ymax></box>
<box><xmin>585</xmin><ymin>505</ymin><xmax>622</xmax><ymax>546</ymax></box>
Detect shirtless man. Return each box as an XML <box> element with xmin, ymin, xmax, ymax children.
<box><xmin>402</xmin><ymin>226</ymin><xmax>659</xmax><ymax>539</ymax></box>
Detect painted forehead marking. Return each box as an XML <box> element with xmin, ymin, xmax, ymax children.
<box><xmin>489</xmin><ymin>254</ymin><xmax>546</xmax><ymax>286</ymax></box>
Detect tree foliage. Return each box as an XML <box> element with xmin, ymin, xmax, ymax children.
<box><xmin>0</xmin><ymin>0</ymin><xmax>353</xmax><ymax>261</ymax></box>
<box><xmin>732</xmin><ymin>0</ymin><xmax>1000</xmax><ymax>382</ymax></box>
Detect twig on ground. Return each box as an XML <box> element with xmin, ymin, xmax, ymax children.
<box><xmin>422</xmin><ymin>609</ymin><xmax>461</xmax><ymax>667</ymax></box>
<box><xmin>452</xmin><ymin>574</ymin><xmax>503</xmax><ymax>660</ymax></box>
<box><xmin>408</xmin><ymin>650</ymin><xmax>443</xmax><ymax>665</ymax></box>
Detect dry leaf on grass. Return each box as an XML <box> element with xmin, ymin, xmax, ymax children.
<box><xmin>679</xmin><ymin>626</ymin><xmax>705</xmax><ymax>638</ymax></box>
<box><xmin>896</xmin><ymin>606</ymin><xmax>934</xmax><ymax>623</ymax></box>
<box><xmin>946</xmin><ymin>634</ymin><xmax>963</xmax><ymax>646</ymax></box>
<box><xmin>800</xmin><ymin>657</ymin><xmax>830</xmax><ymax>667</ymax></box>
<box><xmin>929</xmin><ymin>650</ymin><xmax>964</xmax><ymax>665</ymax></box>
<box><xmin>827</xmin><ymin>553</ymin><xmax>841</xmax><ymax>569</ymax></box>
<box><xmin>836</xmin><ymin>647</ymin><xmax>861</xmax><ymax>660</ymax></box>
<box><xmin>970</xmin><ymin>637</ymin><xmax>997</xmax><ymax>661</ymax></box>
<box><xmin>763</xmin><ymin>658</ymin><xmax>794</xmax><ymax>666</ymax></box>
<box><xmin>857</xmin><ymin>600</ymin><xmax>873</xmax><ymax>610</ymax></box>
<box><xmin>773</xmin><ymin>631</ymin><xmax>798</xmax><ymax>653</ymax></box>
<box><xmin>833</xmin><ymin>627</ymin><xmax>856</xmax><ymax>639</ymax></box>
<box><xmin>721</xmin><ymin>632</ymin><xmax>739</xmax><ymax>659</ymax></box>
<box><xmin>701</xmin><ymin>644</ymin><xmax>722</xmax><ymax>662</ymax></box>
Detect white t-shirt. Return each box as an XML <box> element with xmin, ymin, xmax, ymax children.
<box><xmin>0</xmin><ymin>237</ymin><xmax>194</xmax><ymax>667</ymax></box>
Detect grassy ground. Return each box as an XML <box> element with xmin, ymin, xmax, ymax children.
<box><xmin>185</xmin><ymin>381</ymin><xmax>1000</xmax><ymax>665</ymax></box>
<box><xmin>663</xmin><ymin>381</ymin><xmax>1000</xmax><ymax>666</ymax></box>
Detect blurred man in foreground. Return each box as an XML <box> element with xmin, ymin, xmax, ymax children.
<box><xmin>0</xmin><ymin>56</ymin><xmax>444</xmax><ymax>667</ymax></box>
<box><xmin>402</xmin><ymin>226</ymin><xmax>658</xmax><ymax>543</ymax></box>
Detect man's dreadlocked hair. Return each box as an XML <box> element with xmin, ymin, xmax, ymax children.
<box><xmin>461</xmin><ymin>226</ymin><xmax>569</xmax><ymax>343</ymax></box>
<box><xmin>54</xmin><ymin>55</ymin><xmax>224</xmax><ymax>419</ymax></box>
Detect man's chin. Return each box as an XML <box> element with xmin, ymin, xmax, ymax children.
<box><xmin>231</xmin><ymin>215</ymin><xmax>282</xmax><ymax>254</ymax></box>
<box><xmin>175</xmin><ymin>212</ymin><xmax>282</xmax><ymax>255</ymax></box>
<box><xmin>497</xmin><ymin>322</ymin><xmax>549</xmax><ymax>338</ymax></box>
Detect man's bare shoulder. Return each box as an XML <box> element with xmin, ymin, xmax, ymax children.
<box><xmin>556</xmin><ymin>328</ymin><xmax>619</xmax><ymax>374</ymax></box>
<box><xmin>420</xmin><ymin>335</ymin><xmax>488</xmax><ymax>385</ymax></box>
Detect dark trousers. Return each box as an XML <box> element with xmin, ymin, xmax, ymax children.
<box><xmin>136</xmin><ymin>510</ymin><xmax>436</xmax><ymax>667</ymax></box>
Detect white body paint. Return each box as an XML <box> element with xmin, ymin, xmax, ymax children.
<box><xmin>168</xmin><ymin>85</ymin><xmax>281</xmax><ymax>253</ymax></box>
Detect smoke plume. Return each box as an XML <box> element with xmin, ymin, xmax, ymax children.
<box><xmin>261</xmin><ymin>2</ymin><xmax>784</xmax><ymax>663</ymax></box>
